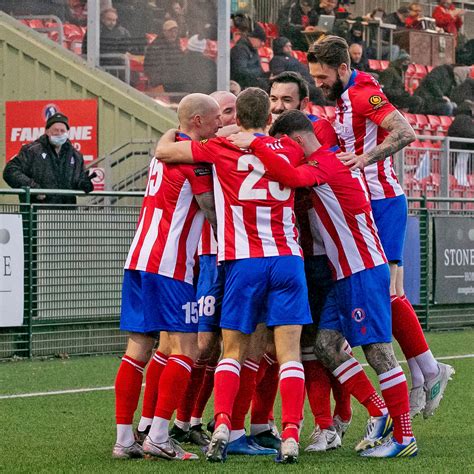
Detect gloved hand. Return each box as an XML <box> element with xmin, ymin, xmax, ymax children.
<box><xmin>79</xmin><ymin>170</ymin><xmax>98</xmax><ymax>193</ymax></box>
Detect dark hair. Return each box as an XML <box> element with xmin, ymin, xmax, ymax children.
<box><xmin>398</xmin><ymin>6</ymin><xmax>410</xmax><ymax>14</ymax></box>
<box><xmin>269</xmin><ymin>71</ymin><xmax>309</xmax><ymax>101</ymax></box>
<box><xmin>236</xmin><ymin>88</ymin><xmax>270</xmax><ymax>129</ymax></box>
<box><xmin>269</xmin><ymin>109</ymin><xmax>313</xmax><ymax>137</ymax></box>
<box><xmin>307</xmin><ymin>35</ymin><xmax>350</xmax><ymax>68</ymax></box>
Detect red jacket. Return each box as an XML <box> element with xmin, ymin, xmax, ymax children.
<box><xmin>433</xmin><ymin>4</ymin><xmax>463</xmax><ymax>35</ymax></box>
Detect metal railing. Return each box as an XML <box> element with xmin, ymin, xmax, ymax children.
<box><xmin>16</xmin><ymin>15</ymin><xmax>65</xmax><ymax>45</ymax></box>
<box><xmin>0</xmin><ymin>188</ymin><xmax>473</xmax><ymax>359</ymax></box>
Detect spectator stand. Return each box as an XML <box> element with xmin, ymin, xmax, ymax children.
<box><xmin>17</xmin><ymin>15</ymin><xmax>65</xmax><ymax>46</ymax></box>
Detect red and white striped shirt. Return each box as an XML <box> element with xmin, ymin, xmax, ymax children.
<box><xmin>191</xmin><ymin>135</ymin><xmax>304</xmax><ymax>262</ymax></box>
<box><xmin>198</xmin><ymin>220</ymin><xmax>218</xmax><ymax>256</ymax></box>
<box><xmin>125</xmin><ymin>134</ymin><xmax>213</xmax><ymax>284</ymax></box>
<box><xmin>249</xmin><ymin>139</ymin><xmax>387</xmax><ymax>280</ymax></box>
<box><xmin>334</xmin><ymin>70</ymin><xmax>404</xmax><ymax>201</ymax></box>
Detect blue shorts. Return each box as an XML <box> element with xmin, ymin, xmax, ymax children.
<box><xmin>318</xmin><ymin>264</ymin><xmax>392</xmax><ymax>347</ymax></box>
<box><xmin>221</xmin><ymin>256</ymin><xmax>312</xmax><ymax>334</ymax></box>
<box><xmin>371</xmin><ymin>194</ymin><xmax>407</xmax><ymax>265</ymax></box>
<box><xmin>197</xmin><ymin>255</ymin><xmax>224</xmax><ymax>333</ymax></box>
<box><xmin>120</xmin><ymin>270</ymin><xmax>198</xmax><ymax>333</ymax></box>
<box><xmin>304</xmin><ymin>255</ymin><xmax>335</xmax><ymax>327</ymax></box>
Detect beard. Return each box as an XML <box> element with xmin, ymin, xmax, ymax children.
<box><xmin>321</xmin><ymin>75</ymin><xmax>345</xmax><ymax>101</ymax></box>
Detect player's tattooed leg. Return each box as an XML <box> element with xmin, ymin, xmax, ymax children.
<box><xmin>362</xmin><ymin>343</ymin><xmax>399</xmax><ymax>375</ymax></box>
<box><xmin>314</xmin><ymin>329</ymin><xmax>351</xmax><ymax>371</ymax></box>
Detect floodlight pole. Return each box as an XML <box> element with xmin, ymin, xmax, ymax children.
<box><xmin>217</xmin><ymin>0</ymin><xmax>231</xmax><ymax>91</ymax></box>
<box><xmin>87</xmin><ymin>0</ymin><xmax>100</xmax><ymax>68</ymax></box>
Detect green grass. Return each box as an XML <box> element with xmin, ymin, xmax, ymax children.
<box><xmin>1</xmin><ymin>330</ymin><xmax>473</xmax><ymax>473</ymax></box>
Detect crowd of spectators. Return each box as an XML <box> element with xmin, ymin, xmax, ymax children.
<box><xmin>1</xmin><ymin>0</ymin><xmax>473</xmax><ymax>115</ymax></box>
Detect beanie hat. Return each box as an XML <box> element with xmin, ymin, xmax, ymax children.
<box><xmin>273</xmin><ymin>36</ymin><xmax>291</xmax><ymax>55</ymax></box>
<box><xmin>187</xmin><ymin>34</ymin><xmax>207</xmax><ymax>53</ymax></box>
<box><xmin>397</xmin><ymin>49</ymin><xmax>411</xmax><ymax>62</ymax></box>
<box><xmin>249</xmin><ymin>23</ymin><xmax>267</xmax><ymax>43</ymax></box>
<box><xmin>45</xmin><ymin>112</ymin><xmax>69</xmax><ymax>130</ymax></box>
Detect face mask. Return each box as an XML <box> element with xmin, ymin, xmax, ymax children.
<box><xmin>49</xmin><ymin>133</ymin><xmax>68</xmax><ymax>146</ymax></box>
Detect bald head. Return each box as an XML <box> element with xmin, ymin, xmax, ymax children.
<box><xmin>349</xmin><ymin>43</ymin><xmax>363</xmax><ymax>64</ymax></box>
<box><xmin>177</xmin><ymin>93</ymin><xmax>222</xmax><ymax>140</ymax></box>
<box><xmin>210</xmin><ymin>91</ymin><xmax>237</xmax><ymax>126</ymax></box>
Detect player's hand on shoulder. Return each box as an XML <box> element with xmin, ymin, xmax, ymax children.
<box><xmin>216</xmin><ymin>124</ymin><xmax>240</xmax><ymax>137</ymax></box>
<box><xmin>337</xmin><ymin>151</ymin><xmax>368</xmax><ymax>171</ymax></box>
<box><xmin>227</xmin><ymin>132</ymin><xmax>257</xmax><ymax>149</ymax></box>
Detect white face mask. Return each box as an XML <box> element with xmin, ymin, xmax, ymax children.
<box><xmin>49</xmin><ymin>133</ymin><xmax>68</xmax><ymax>146</ymax></box>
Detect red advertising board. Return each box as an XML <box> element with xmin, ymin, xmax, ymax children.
<box><xmin>5</xmin><ymin>99</ymin><xmax>103</xmax><ymax>189</ymax></box>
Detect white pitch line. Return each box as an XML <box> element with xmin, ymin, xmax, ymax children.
<box><xmin>1</xmin><ymin>354</ymin><xmax>473</xmax><ymax>400</ymax></box>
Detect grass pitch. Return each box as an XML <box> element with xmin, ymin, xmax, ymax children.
<box><xmin>1</xmin><ymin>329</ymin><xmax>473</xmax><ymax>473</ymax></box>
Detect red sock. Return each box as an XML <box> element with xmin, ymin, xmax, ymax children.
<box><xmin>251</xmin><ymin>355</ymin><xmax>279</xmax><ymax>424</ymax></box>
<box><xmin>280</xmin><ymin>361</ymin><xmax>305</xmax><ymax>442</ymax></box>
<box><xmin>302</xmin><ymin>353</ymin><xmax>332</xmax><ymax>429</ymax></box>
<box><xmin>214</xmin><ymin>358</ymin><xmax>241</xmax><ymax>430</ymax></box>
<box><xmin>115</xmin><ymin>355</ymin><xmax>146</xmax><ymax>424</ymax></box>
<box><xmin>154</xmin><ymin>354</ymin><xmax>193</xmax><ymax>420</ymax></box>
<box><xmin>176</xmin><ymin>359</ymin><xmax>208</xmax><ymax>422</ymax></box>
<box><xmin>141</xmin><ymin>351</ymin><xmax>168</xmax><ymax>419</ymax></box>
<box><xmin>231</xmin><ymin>359</ymin><xmax>259</xmax><ymax>430</ymax></box>
<box><xmin>333</xmin><ymin>358</ymin><xmax>387</xmax><ymax>417</ymax></box>
<box><xmin>379</xmin><ymin>367</ymin><xmax>413</xmax><ymax>444</ymax></box>
<box><xmin>191</xmin><ymin>364</ymin><xmax>216</xmax><ymax>419</ymax></box>
<box><xmin>330</xmin><ymin>374</ymin><xmax>352</xmax><ymax>422</ymax></box>
<box><xmin>391</xmin><ymin>295</ymin><xmax>429</xmax><ymax>359</ymax></box>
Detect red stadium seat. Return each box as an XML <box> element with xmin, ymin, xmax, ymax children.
<box><xmin>414</xmin><ymin>114</ymin><xmax>429</xmax><ymax>132</ymax></box>
<box><xmin>63</xmin><ymin>23</ymin><xmax>84</xmax><ymax>41</ymax></box>
<box><xmin>265</xmin><ymin>22</ymin><xmax>279</xmax><ymax>40</ymax></box>
<box><xmin>146</xmin><ymin>33</ymin><xmax>157</xmax><ymax>44</ymax></box>
<box><xmin>291</xmin><ymin>50</ymin><xmax>307</xmax><ymax>64</ymax></box>
<box><xmin>368</xmin><ymin>59</ymin><xmax>381</xmax><ymax>71</ymax></box>
<box><xmin>379</xmin><ymin>60</ymin><xmax>389</xmax><ymax>70</ymax></box>
<box><xmin>414</xmin><ymin>63</ymin><xmax>428</xmax><ymax>77</ymax></box>
<box><xmin>426</xmin><ymin>114</ymin><xmax>442</xmax><ymax>133</ymax></box>
<box><xmin>438</xmin><ymin>115</ymin><xmax>453</xmax><ymax>132</ymax></box>
<box><xmin>27</xmin><ymin>19</ymin><xmax>45</xmax><ymax>29</ymax></box>
<box><xmin>402</xmin><ymin>112</ymin><xmax>417</xmax><ymax>129</ymax></box>
<box><xmin>179</xmin><ymin>37</ymin><xmax>188</xmax><ymax>51</ymax></box>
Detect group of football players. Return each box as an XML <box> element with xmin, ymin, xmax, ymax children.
<box><xmin>112</xmin><ymin>35</ymin><xmax>454</xmax><ymax>464</ymax></box>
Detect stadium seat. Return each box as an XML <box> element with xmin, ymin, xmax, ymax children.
<box><xmin>146</xmin><ymin>33</ymin><xmax>157</xmax><ymax>44</ymax></box>
<box><xmin>414</xmin><ymin>63</ymin><xmax>428</xmax><ymax>77</ymax></box>
<box><xmin>258</xmin><ymin>46</ymin><xmax>273</xmax><ymax>72</ymax></box>
<box><xmin>291</xmin><ymin>50</ymin><xmax>308</xmax><ymax>64</ymax></box>
<box><xmin>402</xmin><ymin>112</ymin><xmax>417</xmax><ymax>129</ymax></box>
<box><xmin>179</xmin><ymin>37</ymin><xmax>188</xmax><ymax>51</ymax></box>
<box><xmin>368</xmin><ymin>59</ymin><xmax>381</xmax><ymax>71</ymax></box>
<box><xmin>414</xmin><ymin>114</ymin><xmax>430</xmax><ymax>133</ymax></box>
<box><xmin>379</xmin><ymin>60</ymin><xmax>389</xmax><ymax>70</ymax></box>
<box><xmin>438</xmin><ymin>115</ymin><xmax>453</xmax><ymax>132</ymax></box>
<box><xmin>426</xmin><ymin>114</ymin><xmax>442</xmax><ymax>134</ymax></box>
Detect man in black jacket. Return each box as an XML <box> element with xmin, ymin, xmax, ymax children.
<box><xmin>230</xmin><ymin>23</ymin><xmax>269</xmax><ymax>90</ymax></box>
<box><xmin>3</xmin><ymin>113</ymin><xmax>96</xmax><ymax>205</ymax></box>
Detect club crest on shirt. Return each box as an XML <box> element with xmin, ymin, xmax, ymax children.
<box><xmin>307</xmin><ymin>160</ymin><xmax>319</xmax><ymax>167</ymax></box>
<box><xmin>199</xmin><ymin>139</ymin><xmax>209</xmax><ymax>145</ymax></box>
<box><xmin>368</xmin><ymin>95</ymin><xmax>387</xmax><ymax>110</ymax></box>
<box><xmin>352</xmin><ymin>307</ymin><xmax>366</xmax><ymax>323</ymax></box>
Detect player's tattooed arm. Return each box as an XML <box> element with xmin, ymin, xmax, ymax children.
<box><xmin>195</xmin><ymin>192</ymin><xmax>217</xmax><ymax>237</ymax></box>
<box><xmin>314</xmin><ymin>329</ymin><xmax>351</xmax><ymax>371</ymax></box>
<box><xmin>362</xmin><ymin>342</ymin><xmax>399</xmax><ymax>375</ymax></box>
<box><xmin>338</xmin><ymin>110</ymin><xmax>416</xmax><ymax>170</ymax></box>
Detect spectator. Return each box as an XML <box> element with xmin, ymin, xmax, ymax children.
<box><xmin>3</xmin><ymin>113</ymin><xmax>95</xmax><ymax>205</ymax></box>
<box><xmin>378</xmin><ymin>51</ymin><xmax>423</xmax><ymax>112</ymax></box>
<box><xmin>414</xmin><ymin>64</ymin><xmax>457</xmax><ymax>115</ymax></box>
<box><xmin>448</xmin><ymin>101</ymin><xmax>474</xmax><ymax>186</ymax></box>
<box><xmin>406</xmin><ymin>3</ymin><xmax>424</xmax><ymax>29</ymax></box>
<box><xmin>433</xmin><ymin>0</ymin><xmax>464</xmax><ymax>38</ymax></box>
<box><xmin>348</xmin><ymin>19</ymin><xmax>376</xmax><ymax>59</ymax></box>
<box><xmin>114</xmin><ymin>0</ymin><xmax>161</xmax><ymax>41</ymax></box>
<box><xmin>315</xmin><ymin>0</ymin><xmax>337</xmax><ymax>16</ymax></box>
<box><xmin>277</xmin><ymin>0</ymin><xmax>319</xmax><ymax>52</ymax></box>
<box><xmin>384</xmin><ymin>6</ymin><xmax>410</xmax><ymax>29</ymax></box>
<box><xmin>230</xmin><ymin>23</ymin><xmax>269</xmax><ymax>90</ymax></box>
<box><xmin>144</xmin><ymin>19</ymin><xmax>187</xmax><ymax>92</ymax></box>
<box><xmin>270</xmin><ymin>36</ymin><xmax>324</xmax><ymax>104</ymax></box>
<box><xmin>451</xmin><ymin>72</ymin><xmax>474</xmax><ymax>106</ymax></box>
<box><xmin>187</xmin><ymin>0</ymin><xmax>217</xmax><ymax>38</ymax></box>
<box><xmin>164</xmin><ymin>0</ymin><xmax>188</xmax><ymax>38</ymax></box>
<box><xmin>348</xmin><ymin>43</ymin><xmax>370</xmax><ymax>72</ymax></box>
<box><xmin>82</xmin><ymin>8</ymin><xmax>135</xmax><ymax>55</ymax></box>
<box><xmin>182</xmin><ymin>34</ymin><xmax>216</xmax><ymax>94</ymax></box>
<box><xmin>364</xmin><ymin>7</ymin><xmax>400</xmax><ymax>60</ymax></box>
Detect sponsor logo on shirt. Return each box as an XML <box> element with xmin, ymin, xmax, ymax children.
<box><xmin>368</xmin><ymin>95</ymin><xmax>387</xmax><ymax>110</ymax></box>
<box><xmin>193</xmin><ymin>166</ymin><xmax>212</xmax><ymax>177</ymax></box>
